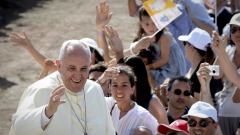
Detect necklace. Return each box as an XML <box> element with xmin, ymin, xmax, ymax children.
<box><xmin>57</xmin><ymin>75</ymin><xmax>88</xmax><ymax>135</ymax></box>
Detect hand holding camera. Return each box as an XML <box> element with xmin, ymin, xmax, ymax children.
<box><xmin>205</xmin><ymin>65</ymin><xmax>220</xmax><ymax>76</ymax></box>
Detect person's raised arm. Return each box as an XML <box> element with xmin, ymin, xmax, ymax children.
<box><xmin>146</xmin><ymin>32</ymin><xmax>170</xmax><ymax>70</ymax></box>
<box><xmin>104</xmin><ymin>25</ymin><xmax>124</xmax><ymax>62</ymax></box>
<box><xmin>96</xmin><ymin>2</ymin><xmax>113</xmax><ymax>62</ymax></box>
<box><xmin>212</xmin><ymin>31</ymin><xmax>240</xmax><ymax>87</ymax></box>
<box><xmin>197</xmin><ymin>63</ymin><xmax>214</xmax><ymax>106</ymax></box>
<box><xmin>124</xmin><ymin>36</ymin><xmax>153</xmax><ymax>56</ymax></box>
<box><xmin>9</xmin><ymin>32</ymin><xmax>47</xmax><ymax>67</ymax></box>
<box><xmin>211</xmin><ymin>31</ymin><xmax>229</xmax><ymax>80</ymax></box>
<box><xmin>181</xmin><ymin>0</ymin><xmax>215</xmax><ymax>35</ymax></box>
<box><xmin>38</xmin><ymin>59</ymin><xmax>57</xmax><ymax>80</ymax></box>
<box><xmin>128</xmin><ymin>0</ymin><xmax>140</xmax><ymax>17</ymax></box>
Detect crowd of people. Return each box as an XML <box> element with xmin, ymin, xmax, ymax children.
<box><xmin>8</xmin><ymin>0</ymin><xmax>240</xmax><ymax>135</ymax></box>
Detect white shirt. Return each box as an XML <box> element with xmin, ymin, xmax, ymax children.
<box><xmin>106</xmin><ymin>97</ymin><xmax>158</xmax><ymax>135</ymax></box>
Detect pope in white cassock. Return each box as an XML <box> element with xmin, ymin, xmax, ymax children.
<box><xmin>9</xmin><ymin>39</ymin><xmax>115</xmax><ymax>135</ymax></box>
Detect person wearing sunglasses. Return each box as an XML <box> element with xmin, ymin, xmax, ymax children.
<box><xmin>165</xmin><ymin>76</ymin><xmax>191</xmax><ymax>124</ymax></box>
<box><xmin>210</xmin><ymin>13</ymin><xmax>240</xmax><ymax>135</ymax></box>
<box><xmin>182</xmin><ymin>101</ymin><xmax>219</xmax><ymax>135</ymax></box>
<box><xmin>158</xmin><ymin>119</ymin><xmax>189</xmax><ymax>135</ymax></box>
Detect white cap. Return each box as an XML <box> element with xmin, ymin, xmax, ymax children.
<box><xmin>182</xmin><ymin>101</ymin><xmax>218</xmax><ymax>122</ymax></box>
<box><xmin>178</xmin><ymin>28</ymin><xmax>211</xmax><ymax>51</ymax></box>
<box><xmin>79</xmin><ymin>38</ymin><xmax>104</xmax><ymax>56</ymax></box>
<box><xmin>229</xmin><ymin>13</ymin><xmax>240</xmax><ymax>26</ymax></box>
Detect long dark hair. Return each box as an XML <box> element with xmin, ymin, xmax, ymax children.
<box><xmin>123</xmin><ymin>55</ymin><xmax>152</xmax><ymax>109</ymax></box>
<box><xmin>195</xmin><ymin>44</ymin><xmax>215</xmax><ymax>64</ymax></box>
<box><xmin>90</xmin><ymin>47</ymin><xmax>104</xmax><ymax>64</ymax></box>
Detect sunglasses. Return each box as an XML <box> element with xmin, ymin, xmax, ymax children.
<box><xmin>173</xmin><ymin>89</ymin><xmax>191</xmax><ymax>96</ymax></box>
<box><xmin>231</xmin><ymin>27</ymin><xmax>240</xmax><ymax>34</ymax></box>
<box><xmin>188</xmin><ymin>119</ymin><xmax>213</xmax><ymax>128</ymax></box>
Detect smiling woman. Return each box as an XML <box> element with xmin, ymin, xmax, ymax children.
<box><xmin>105</xmin><ymin>65</ymin><xmax>158</xmax><ymax>135</ymax></box>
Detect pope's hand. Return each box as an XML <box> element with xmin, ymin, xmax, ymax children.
<box><xmin>45</xmin><ymin>85</ymin><xmax>66</xmax><ymax>118</ymax></box>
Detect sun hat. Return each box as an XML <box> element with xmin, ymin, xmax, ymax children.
<box><xmin>182</xmin><ymin>101</ymin><xmax>218</xmax><ymax>122</ymax></box>
<box><xmin>79</xmin><ymin>38</ymin><xmax>104</xmax><ymax>56</ymax></box>
<box><xmin>178</xmin><ymin>28</ymin><xmax>211</xmax><ymax>51</ymax></box>
<box><xmin>158</xmin><ymin>119</ymin><xmax>189</xmax><ymax>134</ymax></box>
<box><xmin>229</xmin><ymin>13</ymin><xmax>240</xmax><ymax>26</ymax></box>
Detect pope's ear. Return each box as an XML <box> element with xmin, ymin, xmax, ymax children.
<box><xmin>55</xmin><ymin>60</ymin><xmax>61</xmax><ymax>69</ymax></box>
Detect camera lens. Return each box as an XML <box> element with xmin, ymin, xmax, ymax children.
<box><xmin>212</xmin><ymin>70</ymin><xmax>216</xmax><ymax>73</ymax></box>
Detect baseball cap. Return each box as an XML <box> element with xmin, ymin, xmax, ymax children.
<box><xmin>80</xmin><ymin>38</ymin><xmax>104</xmax><ymax>56</ymax></box>
<box><xmin>182</xmin><ymin>101</ymin><xmax>218</xmax><ymax>122</ymax></box>
<box><xmin>229</xmin><ymin>13</ymin><xmax>240</xmax><ymax>26</ymax></box>
<box><xmin>158</xmin><ymin>119</ymin><xmax>189</xmax><ymax>134</ymax></box>
<box><xmin>178</xmin><ymin>28</ymin><xmax>211</xmax><ymax>51</ymax></box>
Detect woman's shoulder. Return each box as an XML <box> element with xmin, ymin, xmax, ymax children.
<box><xmin>134</xmin><ymin>102</ymin><xmax>152</xmax><ymax>116</ymax></box>
<box><xmin>149</xmin><ymin>94</ymin><xmax>163</xmax><ymax>107</ymax></box>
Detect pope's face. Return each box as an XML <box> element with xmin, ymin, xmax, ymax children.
<box><xmin>57</xmin><ymin>46</ymin><xmax>90</xmax><ymax>93</ymax></box>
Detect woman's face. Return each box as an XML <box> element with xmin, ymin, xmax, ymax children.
<box><xmin>231</xmin><ymin>24</ymin><xmax>240</xmax><ymax>46</ymax></box>
<box><xmin>184</xmin><ymin>42</ymin><xmax>193</xmax><ymax>61</ymax></box>
<box><xmin>140</xmin><ymin>15</ymin><xmax>158</xmax><ymax>36</ymax></box>
<box><xmin>110</xmin><ymin>73</ymin><xmax>134</xmax><ymax>103</ymax></box>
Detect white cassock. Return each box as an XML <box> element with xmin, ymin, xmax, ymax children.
<box><xmin>9</xmin><ymin>71</ymin><xmax>115</xmax><ymax>135</ymax></box>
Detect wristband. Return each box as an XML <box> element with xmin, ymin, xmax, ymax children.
<box><xmin>97</xmin><ymin>31</ymin><xmax>104</xmax><ymax>35</ymax></box>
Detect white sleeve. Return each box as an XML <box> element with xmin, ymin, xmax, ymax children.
<box><xmin>41</xmin><ymin>107</ymin><xmax>52</xmax><ymax>129</ymax></box>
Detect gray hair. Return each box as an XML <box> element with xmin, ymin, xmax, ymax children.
<box><xmin>59</xmin><ymin>39</ymin><xmax>91</xmax><ymax>62</ymax></box>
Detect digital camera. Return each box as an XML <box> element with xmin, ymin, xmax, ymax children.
<box><xmin>206</xmin><ymin>65</ymin><xmax>220</xmax><ymax>76</ymax></box>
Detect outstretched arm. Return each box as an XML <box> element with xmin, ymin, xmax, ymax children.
<box><xmin>128</xmin><ymin>0</ymin><xmax>139</xmax><ymax>16</ymax></box>
<box><xmin>212</xmin><ymin>31</ymin><xmax>240</xmax><ymax>103</ymax></box>
<box><xmin>146</xmin><ymin>33</ymin><xmax>170</xmax><ymax>70</ymax></box>
<box><xmin>96</xmin><ymin>2</ymin><xmax>113</xmax><ymax>62</ymax></box>
<box><xmin>212</xmin><ymin>31</ymin><xmax>240</xmax><ymax>87</ymax></box>
<box><xmin>104</xmin><ymin>25</ymin><xmax>124</xmax><ymax>62</ymax></box>
<box><xmin>197</xmin><ymin>63</ymin><xmax>214</xmax><ymax>106</ymax></box>
<box><xmin>181</xmin><ymin>0</ymin><xmax>215</xmax><ymax>35</ymax></box>
<box><xmin>9</xmin><ymin>32</ymin><xmax>47</xmax><ymax>67</ymax></box>
<box><xmin>125</xmin><ymin>35</ymin><xmax>154</xmax><ymax>57</ymax></box>
<box><xmin>38</xmin><ymin>59</ymin><xmax>57</xmax><ymax>80</ymax></box>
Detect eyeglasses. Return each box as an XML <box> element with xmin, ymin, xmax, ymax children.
<box><xmin>231</xmin><ymin>27</ymin><xmax>240</xmax><ymax>34</ymax></box>
<box><xmin>188</xmin><ymin>119</ymin><xmax>213</xmax><ymax>128</ymax></box>
<box><xmin>173</xmin><ymin>89</ymin><xmax>191</xmax><ymax>96</ymax></box>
